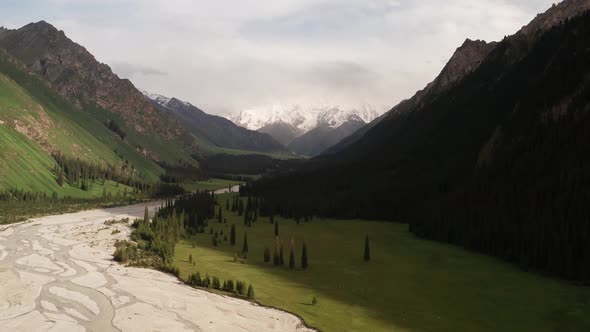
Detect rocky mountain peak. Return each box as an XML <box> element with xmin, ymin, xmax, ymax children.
<box><xmin>427</xmin><ymin>38</ymin><xmax>497</xmax><ymax>92</ymax></box>
<box><xmin>0</xmin><ymin>21</ymin><xmax>178</xmax><ymax>140</ymax></box>
<box><xmin>519</xmin><ymin>0</ymin><xmax>590</xmax><ymax>36</ymax></box>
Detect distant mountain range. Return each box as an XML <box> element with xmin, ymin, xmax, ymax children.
<box><xmin>230</xmin><ymin>104</ymin><xmax>382</xmax><ymax>156</ymax></box>
<box><xmin>143</xmin><ymin>92</ymin><xmax>285</xmax><ymax>154</ymax></box>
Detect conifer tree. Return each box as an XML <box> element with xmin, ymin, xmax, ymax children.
<box><xmin>238</xmin><ymin>199</ymin><xmax>244</xmax><ymax>216</ymax></box>
<box><xmin>264</xmin><ymin>247</ymin><xmax>271</xmax><ymax>263</ymax></box>
<box><xmin>242</xmin><ymin>232</ymin><xmax>249</xmax><ymax>253</ymax></box>
<box><xmin>57</xmin><ymin>168</ymin><xmax>65</xmax><ymax>187</ymax></box>
<box><xmin>274</xmin><ymin>221</ymin><xmax>279</xmax><ymax>236</ymax></box>
<box><xmin>247</xmin><ymin>284</ymin><xmax>255</xmax><ymax>299</ymax></box>
<box><xmin>301</xmin><ymin>242</ymin><xmax>308</xmax><ymax>270</ymax></box>
<box><xmin>289</xmin><ymin>237</ymin><xmax>295</xmax><ymax>269</ymax></box>
<box><xmin>230</xmin><ymin>224</ymin><xmax>236</xmax><ymax>245</ymax></box>
<box><xmin>273</xmin><ymin>236</ymin><xmax>280</xmax><ymax>266</ymax></box>
<box><xmin>279</xmin><ymin>245</ymin><xmax>284</xmax><ymax>266</ymax></box>
<box><xmin>364</xmin><ymin>234</ymin><xmax>371</xmax><ymax>262</ymax></box>
<box><xmin>189</xmin><ymin>253</ymin><xmax>193</xmax><ymax>264</ymax></box>
<box><xmin>144</xmin><ymin>206</ymin><xmax>150</xmax><ymax>224</ymax></box>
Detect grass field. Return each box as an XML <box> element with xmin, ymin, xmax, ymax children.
<box><xmin>174</xmin><ymin>193</ymin><xmax>590</xmax><ymax>332</ymax></box>
<box><xmin>181</xmin><ymin>178</ymin><xmax>242</xmax><ymax>192</ymax></box>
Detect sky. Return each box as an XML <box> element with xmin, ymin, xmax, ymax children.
<box><xmin>0</xmin><ymin>0</ymin><xmax>558</xmax><ymax>116</ymax></box>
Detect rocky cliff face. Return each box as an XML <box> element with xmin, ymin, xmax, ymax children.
<box><xmin>0</xmin><ymin>21</ymin><xmax>177</xmax><ymax>139</ymax></box>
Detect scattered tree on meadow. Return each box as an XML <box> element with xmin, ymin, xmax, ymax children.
<box><xmin>273</xmin><ymin>236</ymin><xmax>280</xmax><ymax>266</ymax></box>
<box><xmin>264</xmin><ymin>247</ymin><xmax>271</xmax><ymax>263</ymax></box>
<box><xmin>238</xmin><ymin>199</ymin><xmax>244</xmax><ymax>216</ymax></box>
<box><xmin>247</xmin><ymin>284</ymin><xmax>255</xmax><ymax>299</ymax></box>
<box><xmin>188</xmin><ymin>253</ymin><xmax>193</xmax><ymax>264</ymax></box>
<box><xmin>236</xmin><ymin>281</ymin><xmax>245</xmax><ymax>295</ymax></box>
<box><xmin>289</xmin><ymin>237</ymin><xmax>295</xmax><ymax>269</ymax></box>
<box><xmin>364</xmin><ymin>234</ymin><xmax>371</xmax><ymax>262</ymax></box>
<box><xmin>230</xmin><ymin>224</ymin><xmax>236</xmax><ymax>245</ymax></box>
<box><xmin>224</xmin><ymin>279</ymin><xmax>235</xmax><ymax>292</ymax></box>
<box><xmin>301</xmin><ymin>242</ymin><xmax>308</xmax><ymax>270</ymax></box>
<box><xmin>242</xmin><ymin>232</ymin><xmax>249</xmax><ymax>254</ymax></box>
<box><xmin>212</xmin><ymin>276</ymin><xmax>221</xmax><ymax>290</ymax></box>
<box><xmin>279</xmin><ymin>245</ymin><xmax>284</xmax><ymax>266</ymax></box>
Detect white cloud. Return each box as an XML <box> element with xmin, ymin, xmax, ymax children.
<box><xmin>0</xmin><ymin>0</ymin><xmax>558</xmax><ymax>115</ymax></box>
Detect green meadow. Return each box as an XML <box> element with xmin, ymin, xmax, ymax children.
<box><xmin>174</xmin><ymin>193</ymin><xmax>590</xmax><ymax>332</ymax></box>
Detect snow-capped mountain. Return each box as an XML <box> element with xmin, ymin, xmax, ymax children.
<box><xmin>230</xmin><ymin>104</ymin><xmax>383</xmax><ymax>133</ymax></box>
<box><xmin>142</xmin><ymin>91</ymin><xmax>191</xmax><ymax>108</ymax></box>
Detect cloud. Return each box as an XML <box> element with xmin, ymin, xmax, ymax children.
<box><xmin>110</xmin><ymin>62</ymin><xmax>167</xmax><ymax>78</ymax></box>
<box><xmin>0</xmin><ymin>0</ymin><xmax>559</xmax><ymax>115</ymax></box>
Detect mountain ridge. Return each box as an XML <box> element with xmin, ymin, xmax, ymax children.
<box><xmin>144</xmin><ymin>91</ymin><xmax>287</xmax><ymax>154</ymax></box>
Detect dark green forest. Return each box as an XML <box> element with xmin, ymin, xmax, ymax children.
<box><xmin>251</xmin><ymin>12</ymin><xmax>590</xmax><ymax>281</ymax></box>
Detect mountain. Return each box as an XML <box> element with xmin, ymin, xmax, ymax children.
<box><xmin>0</xmin><ymin>21</ymin><xmax>197</xmax><ymax>170</ymax></box>
<box><xmin>230</xmin><ymin>104</ymin><xmax>381</xmax><ymax>155</ymax></box>
<box><xmin>288</xmin><ymin>116</ymin><xmax>367</xmax><ymax>156</ymax></box>
<box><xmin>0</xmin><ymin>49</ymin><xmax>164</xmax><ymax>194</ymax></box>
<box><xmin>252</xmin><ymin>1</ymin><xmax>590</xmax><ymax>281</ymax></box>
<box><xmin>232</xmin><ymin>104</ymin><xmax>380</xmax><ymax>133</ymax></box>
<box><xmin>326</xmin><ymin>38</ymin><xmax>497</xmax><ymax>155</ymax></box>
<box><xmin>143</xmin><ymin>92</ymin><xmax>286</xmax><ymax>154</ymax></box>
<box><xmin>258</xmin><ymin>121</ymin><xmax>303</xmax><ymax>146</ymax></box>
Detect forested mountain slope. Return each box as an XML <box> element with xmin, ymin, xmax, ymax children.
<box><xmin>252</xmin><ymin>6</ymin><xmax>590</xmax><ymax>281</ymax></box>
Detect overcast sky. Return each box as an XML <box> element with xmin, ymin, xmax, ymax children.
<box><xmin>0</xmin><ymin>0</ymin><xmax>557</xmax><ymax>115</ymax></box>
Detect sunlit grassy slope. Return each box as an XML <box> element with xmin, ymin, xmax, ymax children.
<box><xmin>174</xmin><ymin>193</ymin><xmax>590</xmax><ymax>332</ymax></box>
<box><xmin>0</xmin><ymin>53</ymin><xmax>171</xmax><ymax>183</ymax></box>
<box><xmin>0</xmin><ymin>70</ymin><xmax>142</xmax><ymax>194</ymax></box>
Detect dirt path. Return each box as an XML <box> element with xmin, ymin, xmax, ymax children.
<box><xmin>0</xmin><ymin>202</ymin><xmax>312</xmax><ymax>332</ymax></box>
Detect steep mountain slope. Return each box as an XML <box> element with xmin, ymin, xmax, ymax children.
<box><xmin>252</xmin><ymin>3</ymin><xmax>590</xmax><ymax>281</ymax></box>
<box><xmin>0</xmin><ymin>71</ymin><xmax>135</xmax><ymax>195</ymax></box>
<box><xmin>288</xmin><ymin>117</ymin><xmax>367</xmax><ymax>156</ymax></box>
<box><xmin>144</xmin><ymin>92</ymin><xmax>286</xmax><ymax>154</ymax></box>
<box><xmin>258</xmin><ymin>121</ymin><xmax>303</xmax><ymax>146</ymax></box>
<box><xmin>326</xmin><ymin>38</ymin><xmax>497</xmax><ymax>155</ymax></box>
<box><xmin>0</xmin><ymin>49</ymin><xmax>164</xmax><ymax>182</ymax></box>
<box><xmin>0</xmin><ymin>21</ymin><xmax>196</xmax><ymax>166</ymax></box>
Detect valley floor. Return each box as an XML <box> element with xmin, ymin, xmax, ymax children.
<box><xmin>175</xmin><ymin>194</ymin><xmax>590</xmax><ymax>332</ymax></box>
<box><xmin>0</xmin><ymin>202</ymin><xmax>311</xmax><ymax>331</ymax></box>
